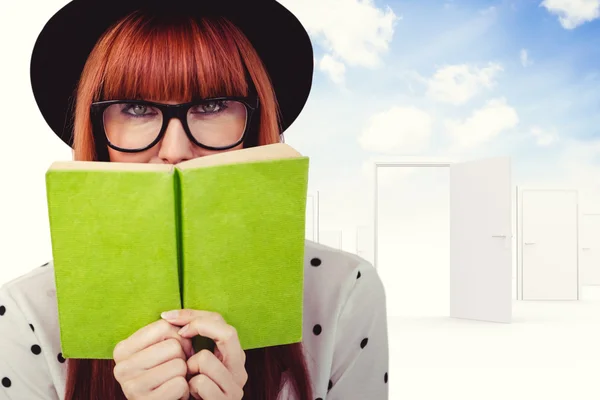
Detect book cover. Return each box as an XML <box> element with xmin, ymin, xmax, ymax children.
<box><xmin>46</xmin><ymin>163</ymin><xmax>182</xmax><ymax>359</ymax></box>
<box><xmin>45</xmin><ymin>143</ymin><xmax>308</xmax><ymax>359</ymax></box>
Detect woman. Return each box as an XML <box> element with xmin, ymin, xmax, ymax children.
<box><xmin>0</xmin><ymin>0</ymin><xmax>389</xmax><ymax>399</ymax></box>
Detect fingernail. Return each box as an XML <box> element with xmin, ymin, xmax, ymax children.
<box><xmin>161</xmin><ymin>310</ymin><xmax>179</xmax><ymax>320</ymax></box>
<box><xmin>178</xmin><ymin>325</ymin><xmax>189</xmax><ymax>335</ymax></box>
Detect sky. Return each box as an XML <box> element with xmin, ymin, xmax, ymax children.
<box><xmin>275</xmin><ymin>0</ymin><xmax>600</xmax><ymax>250</ymax></box>
<box><xmin>0</xmin><ymin>0</ymin><xmax>599</xmax><ymax>281</ymax></box>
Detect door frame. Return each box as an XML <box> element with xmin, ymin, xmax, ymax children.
<box><xmin>516</xmin><ymin>186</ymin><xmax>580</xmax><ymax>300</ymax></box>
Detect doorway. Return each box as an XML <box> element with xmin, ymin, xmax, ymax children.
<box><xmin>374</xmin><ymin>158</ymin><xmax>513</xmax><ymax>323</ymax></box>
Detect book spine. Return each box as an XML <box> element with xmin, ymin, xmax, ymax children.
<box><xmin>174</xmin><ymin>169</ymin><xmax>184</xmax><ymax>308</ymax></box>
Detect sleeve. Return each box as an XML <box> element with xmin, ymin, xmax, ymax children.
<box><xmin>327</xmin><ymin>261</ymin><xmax>389</xmax><ymax>400</ymax></box>
<box><xmin>0</xmin><ymin>287</ymin><xmax>59</xmax><ymax>400</ymax></box>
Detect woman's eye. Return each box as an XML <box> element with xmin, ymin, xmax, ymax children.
<box><xmin>123</xmin><ymin>104</ymin><xmax>154</xmax><ymax>116</ymax></box>
<box><xmin>129</xmin><ymin>105</ymin><xmax>148</xmax><ymax>115</ymax></box>
<box><xmin>203</xmin><ymin>102</ymin><xmax>218</xmax><ymax>112</ymax></box>
<box><xmin>199</xmin><ymin>101</ymin><xmax>224</xmax><ymax>113</ymax></box>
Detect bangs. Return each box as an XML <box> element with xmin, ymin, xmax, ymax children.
<box><xmin>100</xmin><ymin>13</ymin><xmax>249</xmax><ymax>102</ymax></box>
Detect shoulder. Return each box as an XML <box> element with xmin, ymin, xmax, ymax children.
<box><xmin>0</xmin><ymin>261</ymin><xmax>67</xmax><ymax>399</ymax></box>
<box><xmin>2</xmin><ymin>261</ymin><xmax>56</xmax><ymax>298</ymax></box>
<box><xmin>302</xmin><ymin>239</ymin><xmax>384</xmax><ymax>308</ymax></box>
<box><xmin>300</xmin><ymin>241</ymin><xmax>388</xmax><ymax>398</ymax></box>
<box><xmin>300</xmin><ymin>242</ymin><xmax>385</xmax><ymax>343</ymax></box>
<box><xmin>1</xmin><ymin>262</ymin><xmax>60</xmax><ymax>333</ymax></box>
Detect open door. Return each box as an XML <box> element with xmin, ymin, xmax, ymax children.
<box><xmin>449</xmin><ymin>157</ymin><xmax>512</xmax><ymax>323</ymax></box>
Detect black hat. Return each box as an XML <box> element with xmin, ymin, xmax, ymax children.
<box><xmin>30</xmin><ymin>0</ymin><xmax>314</xmax><ymax>148</ymax></box>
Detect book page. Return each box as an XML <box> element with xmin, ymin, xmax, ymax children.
<box><xmin>176</xmin><ymin>143</ymin><xmax>303</xmax><ymax>170</ymax></box>
<box><xmin>48</xmin><ymin>161</ymin><xmax>174</xmax><ymax>173</ymax></box>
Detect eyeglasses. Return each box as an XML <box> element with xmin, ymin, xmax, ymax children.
<box><xmin>90</xmin><ymin>97</ymin><xmax>259</xmax><ymax>152</ymax></box>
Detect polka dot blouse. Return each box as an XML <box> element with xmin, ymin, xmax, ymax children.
<box><xmin>0</xmin><ymin>240</ymin><xmax>389</xmax><ymax>399</ymax></box>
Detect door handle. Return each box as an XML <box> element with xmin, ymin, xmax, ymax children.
<box><xmin>492</xmin><ymin>235</ymin><xmax>507</xmax><ymax>238</ymax></box>
<box><xmin>524</xmin><ymin>242</ymin><xmax>536</xmax><ymax>245</ymax></box>
<box><xmin>582</xmin><ymin>247</ymin><xmax>591</xmax><ymax>251</ymax></box>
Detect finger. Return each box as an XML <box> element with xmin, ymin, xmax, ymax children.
<box><xmin>148</xmin><ymin>375</ymin><xmax>190</xmax><ymax>400</ymax></box>
<box><xmin>121</xmin><ymin>358</ymin><xmax>187</xmax><ymax>398</ymax></box>
<box><xmin>214</xmin><ymin>347</ymin><xmax>223</xmax><ymax>362</ymax></box>
<box><xmin>114</xmin><ymin>319</ymin><xmax>194</xmax><ymax>362</ymax></box>
<box><xmin>178</xmin><ymin>316</ymin><xmax>247</xmax><ymax>388</ymax></box>
<box><xmin>161</xmin><ymin>310</ymin><xmax>247</xmax><ymax>386</ymax></box>
<box><xmin>114</xmin><ymin>338</ymin><xmax>186</xmax><ymax>382</ymax></box>
<box><xmin>187</xmin><ymin>349</ymin><xmax>238</xmax><ymax>396</ymax></box>
<box><xmin>189</xmin><ymin>374</ymin><xmax>228</xmax><ymax>400</ymax></box>
<box><xmin>160</xmin><ymin>309</ymin><xmax>224</xmax><ymax>327</ymax></box>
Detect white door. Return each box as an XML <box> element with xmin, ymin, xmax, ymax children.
<box><xmin>521</xmin><ymin>190</ymin><xmax>578</xmax><ymax>300</ymax></box>
<box><xmin>581</xmin><ymin>214</ymin><xmax>600</xmax><ymax>285</ymax></box>
<box><xmin>319</xmin><ymin>230</ymin><xmax>342</xmax><ymax>250</ymax></box>
<box><xmin>356</xmin><ymin>226</ymin><xmax>374</xmax><ymax>265</ymax></box>
<box><xmin>305</xmin><ymin>194</ymin><xmax>316</xmax><ymax>241</ymax></box>
<box><xmin>449</xmin><ymin>157</ymin><xmax>512</xmax><ymax>323</ymax></box>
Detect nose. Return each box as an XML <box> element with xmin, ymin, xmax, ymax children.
<box><xmin>157</xmin><ymin>118</ymin><xmax>194</xmax><ymax>164</ymax></box>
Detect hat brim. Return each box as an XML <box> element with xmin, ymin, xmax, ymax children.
<box><xmin>30</xmin><ymin>0</ymin><xmax>314</xmax><ymax>148</ymax></box>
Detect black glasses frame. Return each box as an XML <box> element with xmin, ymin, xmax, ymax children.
<box><xmin>90</xmin><ymin>96</ymin><xmax>259</xmax><ymax>153</ymax></box>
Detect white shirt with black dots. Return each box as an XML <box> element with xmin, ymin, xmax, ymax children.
<box><xmin>0</xmin><ymin>240</ymin><xmax>389</xmax><ymax>399</ymax></box>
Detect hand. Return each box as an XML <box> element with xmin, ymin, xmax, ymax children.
<box><xmin>161</xmin><ymin>309</ymin><xmax>248</xmax><ymax>400</ymax></box>
<box><xmin>113</xmin><ymin>318</ymin><xmax>195</xmax><ymax>400</ymax></box>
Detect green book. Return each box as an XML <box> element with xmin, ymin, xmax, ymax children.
<box><xmin>45</xmin><ymin>143</ymin><xmax>309</xmax><ymax>359</ymax></box>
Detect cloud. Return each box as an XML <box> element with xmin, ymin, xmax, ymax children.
<box><xmin>427</xmin><ymin>63</ymin><xmax>503</xmax><ymax>105</ymax></box>
<box><xmin>540</xmin><ymin>0</ymin><xmax>600</xmax><ymax>29</ymax></box>
<box><xmin>520</xmin><ymin>49</ymin><xmax>533</xmax><ymax>67</ymax></box>
<box><xmin>318</xmin><ymin>54</ymin><xmax>346</xmax><ymax>84</ymax></box>
<box><xmin>279</xmin><ymin>0</ymin><xmax>399</xmax><ymax>68</ymax></box>
<box><xmin>358</xmin><ymin>106</ymin><xmax>433</xmax><ymax>154</ymax></box>
<box><xmin>444</xmin><ymin>98</ymin><xmax>519</xmax><ymax>149</ymax></box>
<box><xmin>531</xmin><ymin>126</ymin><xmax>559</xmax><ymax>146</ymax></box>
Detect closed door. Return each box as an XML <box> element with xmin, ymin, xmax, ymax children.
<box><xmin>581</xmin><ymin>214</ymin><xmax>600</xmax><ymax>285</ymax></box>
<box><xmin>449</xmin><ymin>157</ymin><xmax>512</xmax><ymax>323</ymax></box>
<box><xmin>319</xmin><ymin>230</ymin><xmax>342</xmax><ymax>250</ymax></box>
<box><xmin>356</xmin><ymin>226</ymin><xmax>374</xmax><ymax>265</ymax></box>
<box><xmin>521</xmin><ymin>190</ymin><xmax>578</xmax><ymax>300</ymax></box>
<box><xmin>305</xmin><ymin>194</ymin><xmax>316</xmax><ymax>241</ymax></box>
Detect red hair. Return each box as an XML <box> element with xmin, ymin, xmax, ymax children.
<box><xmin>65</xmin><ymin>11</ymin><xmax>312</xmax><ymax>400</ymax></box>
